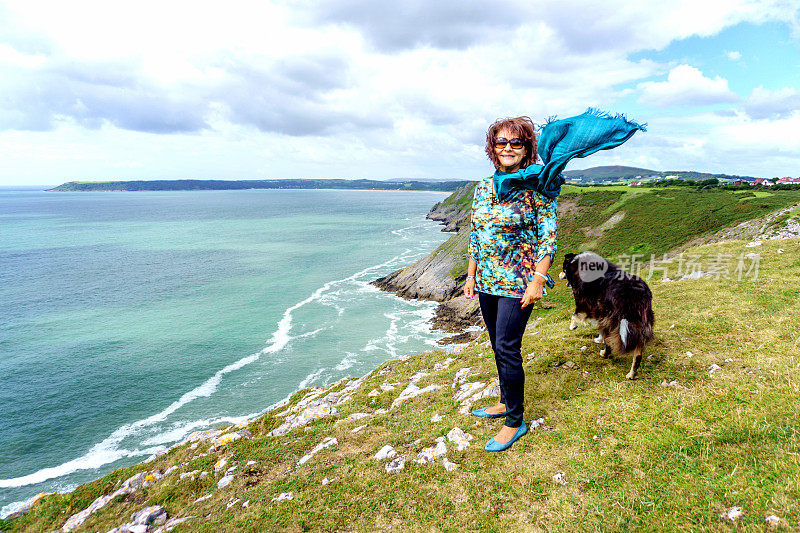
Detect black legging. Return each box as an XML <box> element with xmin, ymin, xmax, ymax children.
<box><xmin>478</xmin><ymin>292</ymin><xmax>533</xmax><ymax>428</ymax></box>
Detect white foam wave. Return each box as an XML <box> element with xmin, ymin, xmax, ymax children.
<box><xmin>334</xmin><ymin>352</ymin><xmax>358</xmax><ymax>371</ymax></box>
<box><xmin>298</xmin><ymin>368</ymin><xmax>324</xmax><ymax>389</ymax></box>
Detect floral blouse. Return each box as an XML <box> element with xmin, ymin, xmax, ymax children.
<box><xmin>468</xmin><ymin>175</ymin><xmax>558</xmax><ymax>298</ymax></box>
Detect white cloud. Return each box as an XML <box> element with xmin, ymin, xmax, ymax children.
<box><xmin>744</xmin><ymin>86</ymin><xmax>800</xmax><ymax>119</ymax></box>
<box><xmin>726</xmin><ymin>50</ymin><xmax>742</xmax><ymax>61</ymax></box>
<box><xmin>637</xmin><ymin>65</ymin><xmax>739</xmax><ymax>107</ymax></box>
<box><xmin>0</xmin><ymin>0</ymin><xmax>799</xmax><ymax>184</ymax></box>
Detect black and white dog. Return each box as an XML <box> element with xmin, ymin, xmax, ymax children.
<box><xmin>559</xmin><ymin>252</ymin><xmax>654</xmax><ymax>380</ymax></box>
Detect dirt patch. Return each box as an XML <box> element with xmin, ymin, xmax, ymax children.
<box><xmin>557</xmin><ymin>197</ymin><xmax>580</xmax><ymax>217</ymax></box>
<box><xmin>583</xmin><ymin>211</ymin><xmax>626</xmax><ymax>238</ymax></box>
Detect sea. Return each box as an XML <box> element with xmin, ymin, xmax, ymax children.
<box><xmin>0</xmin><ymin>187</ymin><xmax>452</xmax><ymax>516</ymax></box>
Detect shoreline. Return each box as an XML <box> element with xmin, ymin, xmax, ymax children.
<box><xmin>0</xmin><ymin>198</ymin><xmax>455</xmax><ymax>520</ymax></box>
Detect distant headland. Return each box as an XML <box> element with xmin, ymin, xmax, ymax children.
<box><xmin>47</xmin><ymin>179</ymin><xmax>473</xmax><ymax>192</ymax></box>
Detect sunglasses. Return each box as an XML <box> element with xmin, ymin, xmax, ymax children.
<box><xmin>494</xmin><ymin>137</ymin><xmax>524</xmax><ymax>150</ymax></box>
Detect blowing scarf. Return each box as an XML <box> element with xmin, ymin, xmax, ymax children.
<box><xmin>493</xmin><ymin>108</ymin><xmax>646</xmax><ymax>200</ymax></box>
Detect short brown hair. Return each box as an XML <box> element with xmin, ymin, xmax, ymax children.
<box><xmin>485</xmin><ymin>116</ymin><xmax>538</xmax><ymax>170</ymax></box>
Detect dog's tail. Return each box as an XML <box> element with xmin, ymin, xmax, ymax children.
<box><xmin>604</xmin><ymin>281</ymin><xmax>654</xmax><ymax>354</ymax></box>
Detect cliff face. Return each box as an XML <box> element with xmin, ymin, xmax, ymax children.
<box><xmin>373</xmin><ymin>182</ymin><xmax>481</xmax><ymax>334</ymax></box>
<box><xmin>425</xmin><ymin>182</ymin><xmax>475</xmax><ymax>231</ymax></box>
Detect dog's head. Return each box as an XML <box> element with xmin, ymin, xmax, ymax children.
<box><xmin>559</xmin><ymin>253</ymin><xmax>578</xmax><ymax>287</ymax></box>
<box><xmin>560</xmin><ymin>251</ymin><xmax>610</xmax><ymax>288</ymax></box>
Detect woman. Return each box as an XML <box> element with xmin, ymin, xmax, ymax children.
<box><xmin>464</xmin><ymin>116</ymin><xmax>557</xmax><ymax>452</ymax></box>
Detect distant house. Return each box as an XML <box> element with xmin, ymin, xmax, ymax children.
<box><xmin>777</xmin><ymin>177</ymin><xmax>800</xmax><ymax>184</ymax></box>
<box><xmin>753</xmin><ymin>178</ymin><xmax>773</xmax><ymax>186</ymax></box>
<box><xmin>726</xmin><ymin>179</ymin><xmax>746</xmax><ymax>185</ymax></box>
<box><xmin>629</xmin><ymin>180</ymin><xmax>642</xmax><ymax>186</ymax></box>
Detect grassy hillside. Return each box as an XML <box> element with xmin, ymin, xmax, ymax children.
<box><xmin>5</xmin><ymin>238</ymin><xmax>798</xmax><ymax>532</ymax></box>
<box><xmin>433</xmin><ymin>185</ymin><xmax>800</xmax><ymax>284</ymax></box>
<box><xmin>563</xmin><ymin>166</ymin><xmax>759</xmax><ymax>182</ymax></box>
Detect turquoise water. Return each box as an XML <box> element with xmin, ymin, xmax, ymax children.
<box><xmin>0</xmin><ymin>188</ymin><xmax>450</xmax><ymax>515</ymax></box>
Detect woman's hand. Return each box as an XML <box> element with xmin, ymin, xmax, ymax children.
<box><xmin>520</xmin><ymin>278</ymin><xmax>544</xmax><ymax>308</ymax></box>
<box><xmin>464</xmin><ymin>277</ymin><xmax>476</xmax><ymax>299</ymax></box>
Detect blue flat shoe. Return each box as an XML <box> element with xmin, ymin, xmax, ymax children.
<box><xmin>471</xmin><ymin>406</ymin><xmax>510</xmax><ymax>418</ymax></box>
<box><xmin>484</xmin><ymin>421</ymin><xmax>528</xmax><ymax>452</ymax></box>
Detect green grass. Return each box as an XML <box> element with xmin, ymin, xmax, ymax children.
<box><xmin>5</xmin><ymin>239</ymin><xmax>799</xmax><ymax>532</ymax></box>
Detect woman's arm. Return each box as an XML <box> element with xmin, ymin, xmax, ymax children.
<box><xmin>464</xmin><ymin>257</ymin><xmax>477</xmax><ymax>299</ymax></box>
<box><xmin>520</xmin><ymin>194</ymin><xmax>557</xmax><ymax>308</ymax></box>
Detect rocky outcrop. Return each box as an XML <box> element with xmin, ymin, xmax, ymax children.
<box><xmin>374</xmin><ymin>182</ymin><xmax>481</xmax><ymax>333</ymax></box>
<box><xmin>373</xmin><ymin>183</ymin><xmax>481</xmax><ymax>332</ymax></box>
<box><xmin>426</xmin><ymin>182</ymin><xmax>475</xmax><ymax>232</ymax></box>
<box><xmin>373</xmin><ymin>226</ymin><xmax>470</xmax><ymax>302</ymax></box>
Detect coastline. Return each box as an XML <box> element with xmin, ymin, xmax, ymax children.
<box><xmin>0</xmin><ymin>191</ymin><xmax>456</xmax><ymax>520</ymax></box>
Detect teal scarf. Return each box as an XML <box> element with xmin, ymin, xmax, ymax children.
<box><xmin>493</xmin><ymin>108</ymin><xmax>646</xmax><ymax>200</ymax></box>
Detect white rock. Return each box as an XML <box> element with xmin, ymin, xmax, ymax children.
<box><xmin>152</xmin><ymin>516</ymin><xmax>191</xmax><ymax>533</ymax></box>
<box><xmin>410</xmin><ymin>372</ymin><xmax>429</xmax><ymax>383</ymax></box>
<box><xmin>669</xmin><ymin>324</ymin><xmax>675</xmax><ymax>329</ymax></box>
<box><xmin>709</xmin><ymin>364</ymin><xmax>722</xmax><ymax>373</ymax></box>
<box><xmin>434</xmin><ymin>358</ymin><xmax>457</xmax><ymax>371</ymax></box>
<box><xmin>346</xmin><ymin>412</ymin><xmax>371</xmax><ymax>420</ymax></box>
<box><xmin>580</xmin><ymin>345</ymin><xmax>587</xmax><ymax>351</ymax></box>
<box><xmin>446</xmin><ymin>427</ymin><xmax>474</xmax><ymax>451</ymax></box>
<box><xmin>385</xmin><ymin>456</ymin><xmax>405</xmax><ymax>473</ymax></box>
<box><xmin>368</xmin><ymin>389</ymin><xmax>381</xmax><ymax>397</ymax></box>
<box><xmin>199</xmin><ymin>471</ymin><xmax>209</xmax><ymax>479</ymax></box>
<box><xmin>351</xmin><ymin>424</ymin><xmax>368</xmax><ymax>433</ymax></box>
<box><xmin>194</xmin><ymin>494</ymin><xmax>212</xmax><ymax>503</ymax></box>
<box><xmin>62</xmin><ymin>471</ymin><xmax>163</xmax><ymax>532</ymax></box>
<box><xmin>552</xmin><ymin>472</ymin><xmax>566</xmax><ymax>485</ymax></box>
<box><xmin>131</xmin><ymin>505</ymin><xmax>167</xmax><ymax>526</ymax></box>
<box><xmin>226</xmin><ymin>499</ymin><xmax>240</xmax><ymax>509</ymax></box>
<box><xmin>724</xmin><ymin>358</ymin><xmax>734</xmax><ymax>363</ymax></box>
<box><xmin>765</xmin><ymin>514</ymin><xmax>780</xmax><ymax>525</ymax></box>
<box><xmin>180</xmin><ymin>470</ymin><xmax>199</xmax><ymax>480</ymax></box>
<box><xmin>214</xmin><ymin>458</ymin><xmax>228</xmax><ymax>473</ymax></box>
<box><xmin>686</xmin><ymin>351</ymin><xmax>694</xmax><ymax>358</ymax></box>
<box><xmin>435</xmin><ymin>436</ymin><xmax>446</xmax><ymax>443</ymax></box>
<box><xmin>777</xmin><ymin>248</ymin><xmax>785</xmax><ymax>254</ymax></box>
<box><xmin>217</xmin><ymin>475</ymin><xmax>234</xmax><ymax>489</ymax></box>
<box><xmin>430</xmin><ymin>413</ymin><xmax>443</xmax><ymax>422</ymax></box>
<box><xmin>162</xmin><ymin>466</ymin><xmax>178</xmax><ymax>477</ymax></box>
<box><xmin>242</xmin><ymin>501</ymin><xmax>250</xmax><ymax>509</ymax></box>
<box><xmin>745</xmin><ymin>240</ymin><xmax>762</xmax><ymax>247</ymax></box>
<box><xmin>416</xmin><ymin>441</ymin><xmax>447</xmax><ymax>464</ymax></box>
<box><xmin>297</xmin><ymin>436</ymin><xmax>338</xmax><ymax>465</ymax></box>
<box><xmin>391</xmin><ymin>382</ymin><xmax>439</xmax><ymax>409</ymax></box>
<box><xmin>442</xmin><ymin>458</ymin><xmax>458</xmax><ymax>472</ymax></box>
<box><xmin>380</xmin><ymin>382</ymin><xmax>398</xmax><ymax>391</ymax></box>
<box><xmin>272</xmin><ymin>492</ymin><xmax>293</xmax><ymax>502</ymax></box>
<box><xmin>452</xmin><ymin>367</ymin><xmax>472</xmax><ymax>388</ymax></box>
<box><xmin>225</xmin><ymin>466</ymin><xmax>237</xmax><ymax>475</ymax></box>
<box><xmin>246</xmin><ymin>460</ymin><xmax>257</xmax><ymax>466</ymax></box>
<box><xmin>268</xmin><ymin>400</ymin><xmax>338</xmax><ymax>437</ymax></box>
<box><xmin>721</xmin><ymin>506</ymin><xmax>743</xmax><ymax>521</ymax></box>
<box><xmin>529</xmin><ymin>418</ymin><xmax>545</xmax><ymax>429</ymax></box>
<box><xmin>375</xmin><ymin>408</ymin><xmax>389</xmax><ymax>414</ymax></box>
<box><xmin>454</xmin><ymin>381</ymin><xmax>486</xmax><ymax>402</ymax></box>
<box><xmin>374</xmin><ymin>445</ymin><xmax>397</xmax><ymax>461</ymax></box>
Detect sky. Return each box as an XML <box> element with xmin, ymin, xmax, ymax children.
<box><xmin>1</xmin><ymin>0</ymin><xmax>799</xmax><ymax>186</ymax></box>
